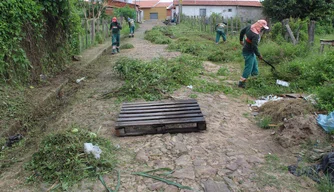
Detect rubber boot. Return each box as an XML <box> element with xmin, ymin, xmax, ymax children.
<box><xmin>116</xmin><ymin>47</ymin><xmax>120</xmax><ymax>53</ymax></box>
<box><xmin>238</xmin><ymin>81</ymin><xmax>246</xmax><ymax>88</ymax></box>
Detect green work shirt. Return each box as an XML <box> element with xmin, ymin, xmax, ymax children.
<box><xmin>239</xmin><ymin>26</ymin><xmax>261</xmax><ymax>57</ymax></box>
<box><xmin>110</xmin><ymin>22</ymin><xmax>122</xmax><ymax>34</ymax></box>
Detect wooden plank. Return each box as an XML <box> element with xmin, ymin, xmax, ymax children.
<box><xmin>119</xmin><ymin>106</ymin><xmax>200</xmax><ymax>114</ymax></box>
<box><xmin>115</xmin><ymin>126</ymin><xmax>203</xmax><ymax>137</ymax></box>
<box><xmin>118</xmin><ymin>110</ymin><xmax>202</xmax><ymax>118</ymax></box>
<box><xmin>117</xmin><ymin>113</ymin><xmax>203</xmax><ymax>122</ymax></box>
<box><xmin>122</xmin><ymin>99</ymin><xmax>197</xmax><ymax>107</ymax></box>
<box><xmin>121</xmin><ymin>103</ymin><xmax>199</xmax><ymax>111</ymax></box>
<box><xmin>116</xmin><ymin>117</ymin><xmax>205</xmax><ymax>128</ymax></box>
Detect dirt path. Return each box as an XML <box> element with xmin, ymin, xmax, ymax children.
<box><xmin>41</xmin><ymin>21</ymin><xmax>296</xmax><ymax>192</ymax></box>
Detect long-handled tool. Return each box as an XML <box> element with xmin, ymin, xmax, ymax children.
<box><xmin>262</xmin><ymin>58</ymin><xmax>276</xmax><ymax>71</ymax></box>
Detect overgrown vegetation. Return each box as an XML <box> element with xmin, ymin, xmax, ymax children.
<box><xmin>0</xmin><ymin>0</ymin><xmax>83</xmax><ymax>84</ymax></box>
<box><xmin>25</xmin><ymin>127</ymin><xmax>118</xmax><ymax>190</ymax></box>
<box><xmin>103</xmin><ymin>55</ymin><xmax>203</xmax><ymax>100</ymax></box>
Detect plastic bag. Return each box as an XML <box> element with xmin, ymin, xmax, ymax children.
<box><xmin>317</xmin><ymin>111</ymin><xmax>334</xmax><ymax>133</ymax></box>
<box><xmin>84</xmin><ymin>143</ymin><xmax>102</xmax><ymax>159</ymax></box>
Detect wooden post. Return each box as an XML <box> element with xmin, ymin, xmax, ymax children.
<box><xmin>85</xmin><ymin>19</ymin><xmax>88</xmax><ymax>48</ymax></box>
<box><xmin>282</xmin><ymin>19</ymin><xmax>289</xmax><ymax>41</ymax></box>
<box><xmin>308</xmin><ymin>20</ymin><xmax>316</xmax><ymax>46</ymax></box>
<box><xmin>285</xmin><ymin>24</ymin><xmax>297</xmax><ymax>45</ymax></box>
<box><xmin>91</xmin><ymin>19</ymin><xmax>95</xmax><ymax>45</ymax></box>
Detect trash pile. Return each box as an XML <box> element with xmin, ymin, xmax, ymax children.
<box><xmin>289</xmin><ymin>151</ymin><xmax>334</xmax><ymax>184</ymax></box>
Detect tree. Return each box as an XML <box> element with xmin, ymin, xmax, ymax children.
<box><xmin>262</xmin><ymin>0</ymin><xmax>334</xmax><ymax>22</ymax></box>
<box><xmin>78</xmin><ymin>0</ymin><xmax>108</xmax><ymax>20</ymax></box>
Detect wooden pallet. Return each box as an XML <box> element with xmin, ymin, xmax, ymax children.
<box><xmin>115</xmin><ymin>99</ymin><xmax>206</xmax><ymax>136</ymax></box>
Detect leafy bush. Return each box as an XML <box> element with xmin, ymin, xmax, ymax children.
<box><xmin>25</xmin><ymin>128</ymin><xmax>117</xmax><ymax>190</ymax></box>
<box><xmin>316</xmin><ymin>84</ymin><xmax>334</xmax><ymax>112</ymax></box>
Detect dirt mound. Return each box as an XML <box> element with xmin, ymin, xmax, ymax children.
<box><xmin>276</xmin><ymin>115</ymin><xmax>326</xmax><ymax>148</ymax></box>
<box><xmin>259</xmin><ymin>99</ymin><xmax>315</xmax><ymax>123</ymax></box>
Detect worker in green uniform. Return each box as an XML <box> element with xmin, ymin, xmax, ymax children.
<box><xmin>238</xmin><ymin>20</ymin><xmax>269</xmax><ymax>88</ymax></box>
<box><xmin>215</xmin><ymin>22</ymin><xmax>227</xmax><ymax>44</ymax></box>
<box><xmin>128</xmin><ymin>17</ymin><xmax>135</xmax><ymax>38</ymax></box>
<box><xmin>110</xmin><ymin>17</ymin><xmax>122</xmax><ymax>54</ymax></box>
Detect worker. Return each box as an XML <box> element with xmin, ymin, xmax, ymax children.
<box><xmin>128</xmin><ymin>17</ymin><xmax>135</xmax><ymax>37</ymax></box>
<box><xmin>215</xmin><ymin>22</ymin><xmax>227</xmax><ymax>44</ymax></box>
<box><xmin>238</xmin><ymin>20</ymin><xmax>269</xmax><ymax>88</ymax></box>
<box><xmin>110</xmin><ymin>17</ymin><xmax>122</xmax><ymax>54</ymax></box>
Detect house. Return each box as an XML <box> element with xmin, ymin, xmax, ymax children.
<box><xmin>173</xmin><ymin>0</ymin><xmax>263</xmax><ymax>21</ymax></box>
<box><xmin>135</xmin><ymin>0</ymin><xmax>173</xmax><ymax>20</ymax></box>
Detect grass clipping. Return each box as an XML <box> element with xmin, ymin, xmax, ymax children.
<box><xmin>25</xmin><ymin>128</ymin><xmax>117</xmax><ymax>190</ymax></box>
<box><xmin>258</xmin><ymin>99</ymin><xmax>315</xmax><ymax>123</ymax></box>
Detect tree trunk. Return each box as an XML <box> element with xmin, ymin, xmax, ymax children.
<box><xmin>282</xmin><ymin>19</ymin><xmax>289</xmax><ymax>41</ymax></box>
<box><xmin>308</xmin><ymin>20</ymin><xmax>316</xmax><ymax>46</ymax></box>
<box><xmin>285</xmin><ymin>24</ymin><xmax>297</xmax><ymax>45</ymax></box>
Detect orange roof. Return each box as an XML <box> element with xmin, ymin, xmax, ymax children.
<box><xmin>173</xmin><ymin>0</ymin><xmax>262</xmax><ymax>7</ymax></box>
<box><xmin>136</xmin><ymin>1</ymin><xmax>159</xmax><ymax>8</ymax></box>
<box><xmin>155</xmin><ymin>2</ymin><xmax>173</xmax><ymax>8</ymax></box>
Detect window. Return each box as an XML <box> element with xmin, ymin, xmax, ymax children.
<box><xmin>199</xmin><ymin>9</ymin><xmax>206</xmax><ymax>17</ymax></box>
<box><xmin>228</xmin><ymin>9</ymin><xmax>232</xmax><ymax>12</ymax></box>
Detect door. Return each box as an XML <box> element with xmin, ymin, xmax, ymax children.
<box><xmin>150</xmin><ymin>13</ymin><xmax>158</xmax><ymax>19</ymax></box>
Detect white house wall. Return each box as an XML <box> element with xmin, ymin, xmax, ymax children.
<box><xmin>176</xmin><ymin>6</ymin><xmax>264</xmax><ymax>21</ymax></box>
<box><xmin>176</xmin><ymin>6</ymin><xmax>237</xmax><ymax>18</ymax></box>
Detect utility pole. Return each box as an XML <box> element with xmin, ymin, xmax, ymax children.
<box><xmin>178</xmin><ymin>0</ymin><xmax>182</xmax><ymax>23</ymax></box>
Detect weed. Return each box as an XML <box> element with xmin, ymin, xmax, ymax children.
<box><xmin>217</xmin><ymin>67</ymin><xmax>229</xmax><ymax>76</ymax></box>
<box><xmin>25</xmin><ymin>126</ymin><xmax>118</xmax><ymax>190</ymax></box>
<box><xmin>317</xmin><ymin>175</ymin><xmax>334</xmax><ymax>192</ymax></box>
<box><xmin>189</xmin><ymin>94</ymin><xmax>198</xmax><ymax>98</ymax></box>
<box><xmin>120</xmin><ymin>43</ymin><xmax>134</xmax><ymax>49</ymax></box>
<box><xmin>257</xmin><ymin>115</ymin><xmax>272</xmax><ymax>129</ymax></box>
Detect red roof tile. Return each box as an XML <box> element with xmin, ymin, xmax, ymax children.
<box><xmin>173</xmin><ymin>0</ymin><xmax>262</xmax><ymax>7</ymax></box>
<box><xmin>136</xmin><ymin>1</ymin><xmax>159</xmax><ymax>8</ymax></box>
<box><xmin>155</xmin><ymin>2</ymin><xmax>173</xmax><ymax>8</ymax></box>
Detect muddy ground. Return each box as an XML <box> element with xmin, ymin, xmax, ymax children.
<box><xmin>0</xmin><ymin>20</ymin><xmax>323</xmax><ymax>192</ymax></box>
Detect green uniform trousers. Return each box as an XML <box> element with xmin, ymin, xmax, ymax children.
<box><xmin>215</xmin><ymin>31</ymin><xmax>226</xmax><ymax>43</ymax></box>
<box><xmin>242</xmin><ymin>52</ymin><xmax>258</xmax><ymax>79</ymax></box>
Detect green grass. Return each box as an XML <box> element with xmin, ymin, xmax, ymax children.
<box><xmin>252</xmin><ymin>154</ymin><xmax>309</xmax><ymax>191</ymax></box>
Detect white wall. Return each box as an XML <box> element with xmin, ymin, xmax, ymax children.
<box><xmin>176</xmin><ymin>6</ymin><xmax>237</xmax><ymax>18</ymax></box>
<box><xmin>176</xmin><ymin>6</ymin><xmax>263</xmax><ymax>21</ymax></box>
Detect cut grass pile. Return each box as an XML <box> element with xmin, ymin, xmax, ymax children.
<box><xmin>25</xmin><ymin>127</ymin><xmax>118</xmax><ymax>190</ymax></box>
